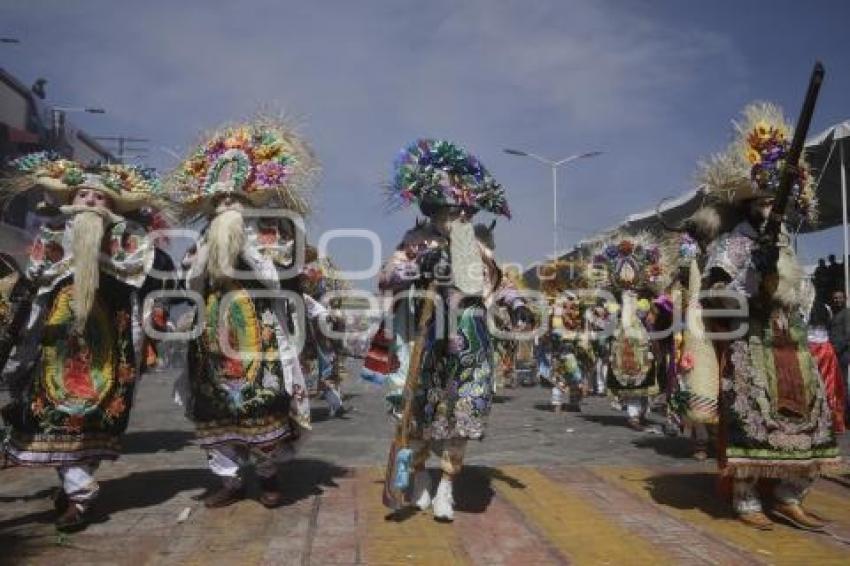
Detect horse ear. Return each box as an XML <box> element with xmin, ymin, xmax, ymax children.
<box><xmin>489</xmin><ymin>219</ymin><xmax>497</xmax><ymax>233</ymax></box>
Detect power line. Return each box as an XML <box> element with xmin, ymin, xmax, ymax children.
<box><xmin>93</xmin><ymin>136</ymin><xmax>150</xmax><ymax>164</ymax></box>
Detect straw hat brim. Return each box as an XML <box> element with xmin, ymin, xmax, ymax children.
<box><xmin>35</xmin><ymin>176</ymin><xmax>158</xmax><ymax>214</ymax></box>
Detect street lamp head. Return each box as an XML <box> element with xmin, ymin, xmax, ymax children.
<box><xmin>503</xmin><ymin>148</ymin><xmax>529</xmax><ymax>157</ymax></box>
<box><xmin>579</xmin><ymin>151</ymin><xmax>603</xmax><ymax>159</ymax></box>
<box><xmin>52</xmin><ymin>106</ymin><xmax>107</xmax><ymax>115</ymax></box>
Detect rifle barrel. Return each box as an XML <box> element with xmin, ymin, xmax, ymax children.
<box><xmin>767</xmin><ymin>61</ymin><xmax>825</xmax><ymax>237</ymax></box>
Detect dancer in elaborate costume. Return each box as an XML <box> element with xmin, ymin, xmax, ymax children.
<box><xmin>548</xmin><ymin>291</ymin><xmax>589</xmax><ymax>412</ymax></box>
<box><xmin>663</xmin><ymin>232</ymin><xmax>716</xmax><ymax>458</ymax></box>
<box><xmin>696</xmin><ymin>102</ymin><xmax>839</xmax><ymax>529</ymax></box>
<box><xmin>376</xmin><ymin>139</ymin><xmax>531</xmax><ymax>520</ymax></box>
<box><xmin>590</xmin><ymin>235</ymin><xmax>666</xmax><ymax>430</ymax></box>
<box><xmin>0</xmin><ymin>155</ymin><xmax>169</xmax><ymax>531</ymax></box>
<box><xmin>301</xmin><ymin>254</ymin><xmax>351</xmax><ymax>417</ymax></box>
<box><xmin>587</xmin><ymin>301</ymin><xmax>614</xmax><ymax>396</ymax></box>
<box><xmin>170</xmin><ymin>118</ymin><xmax>324</xmax><ymax>509</ymax></box>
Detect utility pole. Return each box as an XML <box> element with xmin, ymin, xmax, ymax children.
<box><xmin>503</xmin><ymin>148</ymin><xmax>602</xmax><ymax>263</ymax></box>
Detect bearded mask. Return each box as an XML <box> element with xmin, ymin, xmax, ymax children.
<box><xmin>207</xmin><ymin>207</ymin><xmax>245</xmax><ymax>282</ymax></box>
<box><xmin>61</xmin><ymin>204</ymin><xmax>122</xmax><ymax>332</ymax></box>
<box><xmin>449</xmin><ymin>218</ymin><xmax>485</xmax><ymax>296</ymax></box>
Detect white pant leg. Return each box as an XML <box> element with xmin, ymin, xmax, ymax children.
<box><xmin>774</xmin><ymin>476</ymin><xmax>814</xmax><ymax>506</ymax></box>
<box><xmin>207</xmin><ymin>444</ymin><xmax>247</xmax><ymax>488</ymax></box>
<box><xmin>253</xmin><ymin>442</ymin><xmax>296</xmax><ymax>479</ymax></box>
<box><xmin>551</xmin><ymin>386</ymin><xmax>564</xmax><ymax>406</ymax></box>
<box><xmin>625</xmin><ymin>397</ymin><xmax>645</xmax><ymax>419</ymax></box>
<box><xmin>57</xmin><ymin>463</ymin><xmax>100</xmax><ymax>510</ymax></box>
<box><xmin>732</xmin><ymin>478</ymin><xmax>762</xmax><ymax>514</ymax></box>
<box><xmin>324</xmin><ymin>381</ymin><xmax>342</xmax><ymax>413</ymax></box>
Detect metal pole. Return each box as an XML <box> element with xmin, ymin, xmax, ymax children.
<box><xmin>841</xmin><ymin>139</ymin><xmax>849</xmax><ymax>302</ymax></box>
<box><xmin>552</xmin><ymin>164</ymin><xmax>558</xmax><ymax>262</ymax></box>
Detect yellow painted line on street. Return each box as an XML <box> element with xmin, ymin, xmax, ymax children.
<box><xmin>493</xmin><ymin>466</ymin><xmax>669</xmax><ymax>565</ymax></box>
<box><xmin>593</xmin><ymin>466</ymin><xmax>850</xmax><ymax>565</ymax></box>
<box><xmin>356</xmin><ymin>467</ymin><xmax>472</xmax><ymax>565</ymax></box>
<box><xmin>805</xmin><ymin>480</ymin><xmax>850</xmax><ymax>525</ymax></box>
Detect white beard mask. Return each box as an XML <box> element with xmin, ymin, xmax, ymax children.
<box><xmin>60</xmin><ymin>204</ymin><xmax>123</xmax><ymax>226</ymax></box>
<box><xmin>207</xmin><ymin>208</ymin><xmax>245</xmax><ymax>282</ymax></box>
<box><xmin>449</xmin><ymin>218</ymin><xmax>485</xmax><ymax>295</ymax></box>
<box><xmin>69</xmin><ymin>210</ymin><xmax>107</xmax><ymax>332</ymax></box>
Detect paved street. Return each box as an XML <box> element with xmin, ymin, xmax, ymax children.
<box><xmin>2</xmin><ymin>367</ymin><xmax>849</xmax><ymax>565</ymax></box>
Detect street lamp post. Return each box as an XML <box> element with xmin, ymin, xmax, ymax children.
<box><xmin>48</xmin><ymin>106</ymin><xmax>106</xmax><ymax>156</ymax></box>
<box><xmin>50</xmin><ymin>107</ymin><xmax>106</xmax><ymax>135</ymax></box>
<box><xmin>504</xmin><ymin>148</ymin><xmax>602</xmax><ymax>262</ymax></box>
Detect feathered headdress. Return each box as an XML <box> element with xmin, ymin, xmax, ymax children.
<box><xmin>3</xmin><ymin>152</ymin><xmax>167</xmax><ymax>215</ymax></box>
<box><xmin>697</xmin><ymin>102</ymin><xmax>817</xmax><ymax>223</ymax></box>
<box><xmin>169</xmin><ymin>116</ymin><xmax>318</xmax><ymax>216</ymax></box>
<box><xmin>388</xmin><ymin>139</ymin><xmax>510</xmax><ymax>218</ymax></box>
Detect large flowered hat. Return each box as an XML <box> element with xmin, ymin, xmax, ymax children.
<box><xmin>588</xmin><ymin>233</ymin><xmax>666</xmax><ymax>293</ymax></box>
<box><xmin>698</xmin><ymin>102</ymin><xmax>817</xmax><ymax>223</ymax></box>
<box><xmin>4</xmin><ymin>152</ymin><xmax>165</xmax><ymax>214</ymax></box>
<box><xmin>170</xmin><ymin>116</ymin><xmax>318</xmax><ymax>215</ymax></box>
<box><xmin>389</xmin><ymin>139</ymin><xmax>510</xmax><ymax>218</ymax></box>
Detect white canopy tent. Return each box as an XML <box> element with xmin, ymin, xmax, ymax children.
<box><xmin>574</xmin><ymin>121</ymin><xmax>850</xmax><ymax>236</ymax></box>
<box><xmin>523</xmin><ymin>120</ymin><xmax>850</xmax><ymax>290</ymax></box>
<box><xmin>806</xmin><ymin>119</ymin><xmax>850</xmax><ymax>299</ymax></box>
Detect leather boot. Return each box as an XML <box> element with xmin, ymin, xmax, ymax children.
<box><xmin>55</xmin><ymin>502</ymin><xmax>88</xmax><ymax>533</ymax></box>
<box><xmin>53</xmin><ymin>488</ymin><xmax>69</xmax><ymax>514</ymax></box>
<box><xmin>738</xmin><ymin>511</ymin><xmax>773</xmax><ymax>530</ymax></box>
<box><xmin>772</xmin><ymin>503</ymin><xmax>826</xmax><ymax>531</ymax></box>
<box><xmin>203</xmin><ymin>483</ymin><xmax>245</xmax><ymax>509</ymax></box>
<box><xmin>258</xmin><ymin>475</ymin><xmax>284</xmax><ymax>509</ymax></box>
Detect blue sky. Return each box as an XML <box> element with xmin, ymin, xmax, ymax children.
<box><xmin>3</xmin><ymin>1</ymin><xmax>848</xmax><ymax>284</ymax></box>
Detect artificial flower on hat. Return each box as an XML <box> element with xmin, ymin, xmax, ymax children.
<box><xmin>697</xmin><ymin>101</ymin><xmax>817</xmax><ymax>224</ymax></box>
<box><xmin>388</xmin><ymin>138</ymin><xmax>510</xmax><ymax>218</ymax></box>
<box><xmin>4</xmin><ymin>152</ymin><xmax>166</xmax><ymax>214</ymax></box>
<box><xmin>589</xmin><ymin>232</ymin><xmax>666</xmax><ymax>293</ymax></box>
<box><xmin>169</xmin><ymin>116</ymin><xmax>318</xmax><ymax>217</ymax></box>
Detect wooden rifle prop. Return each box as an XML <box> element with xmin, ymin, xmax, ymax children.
<box><xmin>381</xmin><ymin>232</ymin><xmax>455</xmax><ymax>510</ymax></box>
<box><xmin>762</xmin><ymin>61</ymin><xmax>825</xmax><ymax>244</ymax></box>
<box><xmin>382</xmin><ymin>280</ymin><xmax>438</xmax><ymax>510</ymax></box>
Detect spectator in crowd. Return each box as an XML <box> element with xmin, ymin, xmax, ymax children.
<box><xmin>813</xmin><ymin>258</ymin><xmax>830</xmax><ymax>301</ymax></box>
<box><xmin>828</xmin><ymin>290</ymin><xmax>850</xmax><ymax>393</ymax></box>
<box><xmin>827</xmin><ymin>254</ymin><xmax>844</xmax><ymax>290</ymax></box>
<box><xmin>809</xmin><ymin>302</ymin><xmax>847</xmax><ymax>433</ymax></box>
